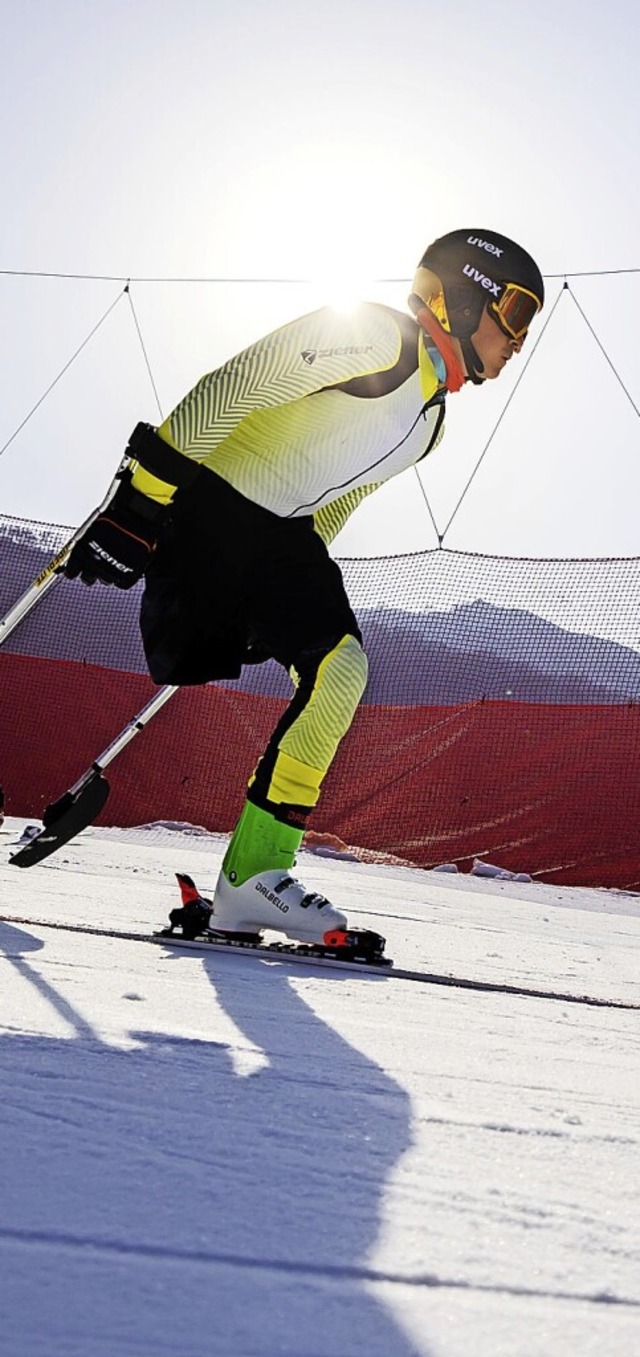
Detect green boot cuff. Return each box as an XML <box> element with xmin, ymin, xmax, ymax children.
<box><xmin>222</xmin><ymin>801</ymin><xmax>304</xmax><ymax>887</ymax></box>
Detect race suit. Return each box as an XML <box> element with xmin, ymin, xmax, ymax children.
<box><xmin>135</xmin><ymin>302</ymin><xmax>447</xmax><ymax>822</ymax></box>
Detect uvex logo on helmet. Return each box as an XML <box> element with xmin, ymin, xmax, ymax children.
<box><xmin>467</xmin><ymin>236</ymin><xmax>504</xmax><ymax>258</ymax></box>
<box><xmin>461</xmin><ymin>264</ymin><xmax>503</xmax><ymax>297</ymax></box>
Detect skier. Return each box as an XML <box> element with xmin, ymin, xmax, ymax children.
<box><xmin>65</xmin><ymin>229</ymin><xmax>544</xmax><ymax>945</ymax></box>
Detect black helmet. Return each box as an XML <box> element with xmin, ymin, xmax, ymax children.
<box><xmin>412</xmin><ymin>228</ymin><xmax>544</xmax><ymax>382</ymax></box>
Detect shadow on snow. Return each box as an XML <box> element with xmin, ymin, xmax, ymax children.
<box><xmin>0</xmin><ymin>921</ymin><xmax>428</xmax><ymax>1357</ymax></box>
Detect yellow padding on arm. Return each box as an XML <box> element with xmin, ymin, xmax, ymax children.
<box><xmin>268</xmin><ymin>750</ymin><xmax>324</xmax><ymax>808</ymax></box>
<box><xmin>130</xmin><ymin>423</ymin><xmax>199</xmax><ymax>504</ymax></box>
<box><xmin>130</xmin><ymin>463</ymin><xmax>177</xmax><ymax>507</ymax></box>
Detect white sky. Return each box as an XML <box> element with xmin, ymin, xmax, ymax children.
<box><xmin>1</xmin><ymin>0</ymin><xmax>640</xmax><ymax>558</ymax></box>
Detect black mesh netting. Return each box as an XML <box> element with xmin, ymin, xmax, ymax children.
<box><xmin>3</xmin><ymin>513</ymin><xmax>640</xmax><ymax>887</ymax></box>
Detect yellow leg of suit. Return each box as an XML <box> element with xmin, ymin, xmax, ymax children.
<box><xmin>250</xmin><ymin>633</ymin><xmax>369</xmax><ymax>816</ymax></box>
<box><xmin>223</xmin><ymin>635</ymin><xmax>368</xmax><ymax>885</ymax></box>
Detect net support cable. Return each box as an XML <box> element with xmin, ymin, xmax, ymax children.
<box><xmin>2</xmin><ymin>271</ymin><xmax>639</xmax><ymax>545</ymax></box>
<box><xmin>416</xmin><ymin>283</ymin><xmax>567</xmax><ymax>546</ymax></box>
<box><xmin>125</xmin><ymin>283</ymin><xmax>165</xmax><ymax>421</ymax></box>
<box><xmin>416</xmin><ymin>279</ymin><xmax>640</xmax><ymax>547</ymax></box>
<box><xmin>0</xmin><ymin>286</ymin><xmax>127</xmax><ymax>460</ymax></box>
<box><xmin>0</xmin><ymin>283</ymin><xmax>166</xmax><ymax>462</ymax></box>
<box><xmin>2</xmin><ymin>266</ymin><xmax>640</xmax><ymax>283</ymax></box>
<box><xmin>566</xmin><ymin>284</ymin><xmax>640</xmax><ymax>421</ymax></box>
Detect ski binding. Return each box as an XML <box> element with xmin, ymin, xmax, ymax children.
<box><xmin>159</xmin><ymin>872</ymin><xmax>391</xmax><ymax>968</ymax></box>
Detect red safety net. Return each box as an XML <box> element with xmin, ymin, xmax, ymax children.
<box><xmin>2</xmin><ymin>514</ymin><xmax>640</xmax><ymax>887</ymax></box>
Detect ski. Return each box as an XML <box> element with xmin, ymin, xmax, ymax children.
<box><xmin>1</xmin><ymin>913</ymin><xmax>639</xmax><ymax>1008</ymax></box>
<box><xmin>158</xmin><ymin>929</ymin><xmax>392</xmax><ymax>970</ymax></box>
<box><xmin>159</xmin><ymin>921</ymin><xmax>392</xmax><ymax>968</ymax></box>
<box><xmin>0</xmin><ymin>914</ymin><xmax>391</xmax><ymax>974</ymax></box>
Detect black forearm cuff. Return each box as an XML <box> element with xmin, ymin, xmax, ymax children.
<box><xmin>126</xmin><ymin>422</ymin><xmax>201</xmax><ymax>489</ymax></box>
<box><xmin>112</xmin><ymin>478</ymin><xmax>168</xmax><ymax>523</ymax></box>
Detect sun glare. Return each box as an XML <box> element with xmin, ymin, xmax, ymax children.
<box><xmin>309</xmin><ymin>272</ymin><xmax>378</xmax><ymax>313</ymax></box>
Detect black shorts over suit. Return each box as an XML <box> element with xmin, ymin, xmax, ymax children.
<box><xmin>140</xmin><ymin>469</ymin><xmax>361</xmax><ymax>687</ymax></box>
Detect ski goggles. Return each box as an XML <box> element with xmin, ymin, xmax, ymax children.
<box><xmin>490</xmin><ymin>283</ymin><xmax>542</xmax><ymax>342</ymax></box>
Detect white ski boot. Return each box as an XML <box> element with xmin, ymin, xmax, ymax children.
<box><xmin>212</xmin><ymin>868</ymin><xmax>348</xmax><ymax>944</ymax></box>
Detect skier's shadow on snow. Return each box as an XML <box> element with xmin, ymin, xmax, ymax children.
<box><xmin>0</xmin><ymin>923</ymin><xmax>428</xmax><ymax>1357</ymax></box>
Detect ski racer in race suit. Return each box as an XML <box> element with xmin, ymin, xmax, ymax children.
<box><xmin>66</xmin><ymin>229</ymin><xmax>544</xmax><ymax>944</ymax></box>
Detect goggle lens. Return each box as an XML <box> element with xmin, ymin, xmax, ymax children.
<box><xmin>491</xmin><ymin>284</ymin><xmax>541</xmax><ymax>341</ymax></box>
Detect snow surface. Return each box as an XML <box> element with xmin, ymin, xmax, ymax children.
<box><xmin>1</xmin><ymin>817</ymin><xmax>639</xmax><ymax>1357</ymax></box>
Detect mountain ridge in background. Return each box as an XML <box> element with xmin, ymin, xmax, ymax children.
<box><xmin>2</xmin><ymin>520</ymin><xmax>640</xmax><ymax>705</ymax></box>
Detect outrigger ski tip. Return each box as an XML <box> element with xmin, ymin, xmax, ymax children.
<box><xmin>163</xmin><ymin>871</ymin><xmax>391</xmax><ymax>967</ymax></box>
<box><xmin>10</xmin><ymin>773</ymin><xmax>110</xmax><ymax>868</ymax></box>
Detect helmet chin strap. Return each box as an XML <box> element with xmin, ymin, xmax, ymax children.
<box><xmin>460</xmin><ymin>334</ymin><xmax>486</xmax><ymax>385</ymax></box>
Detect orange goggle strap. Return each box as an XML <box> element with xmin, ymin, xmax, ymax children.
<box><xmin>490</xmin><ymin>284</ymin><xmax>541</xmax><ymax>341</ymax></box>
<box><xmin>415</xmin><ymin>306</ymin><xmax>467</xmax><ymax>393</ymax></box>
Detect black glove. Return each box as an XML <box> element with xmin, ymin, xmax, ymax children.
<box><xmin>65</xmin><ymin>473</ymin><xmax>168</xmax><ymax>589</ymax></box>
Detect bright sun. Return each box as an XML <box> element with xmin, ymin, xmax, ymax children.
<box><xmin>306</xmin><ymin>270</ymin><xmax>379</xmax><ymax>313</ymax></box>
